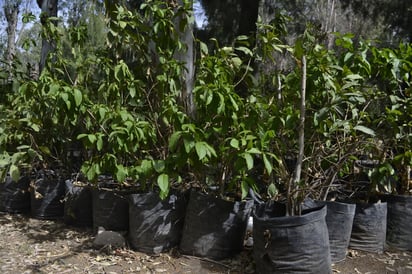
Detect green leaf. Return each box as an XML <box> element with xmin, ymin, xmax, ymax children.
<box><xmin>119</xmin><ymin>21</ymin><xmax>127</xmax><ymax>29</ymax></box>
<box><xmin>115</xmin><ymin>164</ymin><xmax>127</xmax><ymax>183</ymax></box>
<box><xmin>183</xmin><ymin>138</ymin><xmax>194</xmax><ymax>153</ymax></box>
<box><xmin>49</xmin><ymin>83</ymin><xmax>60</xmax><ymax>93</ymax></box>
<box><xmin>10</xmin><ymin>164</ymin><xmax>20</xmax><ymax>182</ymax></box>
<box><xmin>235</xmin><ymin>46</ymin><xmax>253</xmax><ymax>56</ymax></box>
<box><xmin>169</xmin><ymin>132</ymin><xmax>181</xmax><ymax>151</ymax></box>
<box><xmin>247</xmin><ymin>148</ymin><xmax>261</xmax><ymax>154</ymax></box>
<box><xmin>73</xmin><ymin>89</ymin><xmax>82</xmax><ymax>106</ymax></box>
<box><xmin>231</xmin><ymin>57</ymin><xmax>242</xmax><ymax>68</ymax></box>
<box><xmin>294</xmin><ymin>38</ymin><xmax>304</xmax><ymax>59</ymax></box>
<box><xmin>230</xmin><ymin>138</ymin><xmax>239</xmax><ymax>149</ymax></box>
<box><xmin>345</xmin><ymin>74</ymin><xmax>363</xmax><ymax>81</ymax></box>
<box><xmin>157</xmin><ymin>173</ymin><xmax>169</xmax><ymax>192</ymax></box>
<box><xmin>267</xmin><ymin>183</ymin><xmax>278</xmax><ymax>198</ymax></box>
<box><xmin>30</xmin><ymin>123</ymin><xmax>40</xmax><ymax>132</ymax></box>
<box><xmin>39</xmin><ymin>146</ymin><xmax>51</xmax><ymax>155</ymax></box>
<box><xmin>77</xmin><ymin>133</ymin><xmax>87</xmax><ymax>140</ymax></box>
<box><xmin>229</xmin><ymin>94</ymin><xmax>239</xmax><ymax>111</ymax></box>
<box><xmin>195</xmin><ymin>142</ymin><xmax>207</xmax><ymax>160</ymax></box>
<box><xmin>200</xmin><ymin>41</ymin><xmax>208</xmax><ymax>55</ymax></box>
<box><xmin>242</xmin><ymin>153</ymin><xmax>254</xmax><ymax>170</ymax></box>
<box><xmin>241</xmin><ymin>180</ymin><xmax>249</xmax><ymax>199</ymax></box>
<box><xmin>96</xmin><ymin>135</ymin><xmax>103</xmax><ymax>151</ymax></box>
<box><xmin>157</xmin><ymin>173</ymin><xmax>169</xmax><ymax>200</ymax></box>
<box><xmin>153</xmin><ymin>160</ymin><xmax>165</xmax><ymax>173</ymax></box>
<box><xmin>129</xmin><ymin>86</ymin><xmax>136</xmax><ymax>98</ymax></box>
<box><xmin>88</xmin><ymin>134</ymin><xmax>97</xmax><ymax>144</ymax></box>
<box><xmin>263</xmin><ymin>154</ymin><xmax>273</xmax><ymax>175</ymax></box>
<box><xmin>354</xmin><ymin>125</ymin><xmax>375</xmax><ymax>136</ymax></box>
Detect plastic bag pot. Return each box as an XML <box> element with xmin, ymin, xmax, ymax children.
<box><xmin>92</xmin><ymin>188</ymin><xmax>130</xmax><ymax>231</ymax></box>
<box><xmin>304</xmin><ymin>199</ymin><xmax>356</xmax><ymax>262</ymax></box>
<box><xmin>380</xmin><ymin>194</ymin><xmax>412</xmax><ymax>251</ymax></box>
<box><xmin>64</xmin><ymin>180</ymin><xmax>93</xmax><ymax>227</ymax></box>
<box><xmin>253</xmin><ymin>202</ymin><xmax>332</xmax><ymax>274</ymax></box>
<box><xmin>128</xmin><ymin>190</ymin><xmax>188</xmax><ymax>254</ymax></box>
<box><xmin>30</xmin><ymin>170</ymin><xmax>66</xmax><ymax>220</ymax></box>
<box><xmin>179</xmin><ymin>190</ymin><xmax>254</xmax><ymax>260</ymax></box>
<box><xmin>0</xmin><ymin>174</ymin><xmax>30</xmax><ymax>213</ymax></box>
<box><xmin>349</xmin><ymin>202</ymin><xmax>387</xmax><ymax>253</ymax></box>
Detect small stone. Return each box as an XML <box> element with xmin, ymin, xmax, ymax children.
<box><xmin>93</xmin><ymin>227</ymin><xmax>126</xmax><ymax>249</ymax></box>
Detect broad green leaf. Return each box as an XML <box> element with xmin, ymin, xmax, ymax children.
<box><xmin>230</xmin><ymin>138</ymin><xmax>239</xmax><ymax>149</ymax></box>
<box><xmin>98</xmin><ymin>107</ymin><xmax>107</xmax><ymax>121</ymax></box>
<box><xmin>183</xmin><ymin>138</ymin><xmax>194</xmax><ymax>153</ymax></box>
<box><xmin>153</xmin><ymin>160</ymin><xmax>165</xmax><ymax>173</ymax></box>
<box><xmin>267</xmin><ymin>183</ymin><xmax>278</xmax><ymax>198</ymax></box>
<box><xmin>241</xmin><ymin>180</ymin><xmax>249</xmax><ymax>199</ymax></box>
<box><xmin>10</xmin><ymin>164</ymin><xmax>20</xmax><ymax>182</ymax></box>
<box><xmin>39</xmin><ymin>146</ymin><xmax>51</xmax><ymax>155</ymax></box>
<box><xmin>247</xmin><ymin>148</ymin><xmax>261</xmax><ymax>154</ymax></box>
<box><xmin>77</xmin><ymin>133</ymin><xmax>88</xmax><ymax>140</ymax></box>
<box><xmin>49</xmin><ymin>83</ymin><xmax>60</xmax><ymax>93</ymax></box>
<box><xmin>294</xmin><ymin>38</ymin><xmax>304</xmax><ymax>59</ymax></box>
<box><xmin>354</xmin><ymin>125</ymin><xmax>375</xmax><ymax>136</ymax></box>
<box><xmin>200</xmin><ymin>41</ymin><xmax>208</xmax><ymax>55</ymax></box>
<box><xmin>139</xmin><ymin>159</ymin><xmax>153</xmax><ymax>176</ymax></box>
<box><xmin>263</xmin><ymin>154</ymin><xmax>273</xmax><ymax>175</ymax></box>
<box><xmin>115</xmin><ymin>164</ymin><xmax>127</xmax><ymax>183</ymax></box>
<box><xmin>96</xmin><ymin>135</ymin><xmax>103</xmax><ymax>151</ymax></box>
<box><xmin>231</xmin><ymin>57</ymin><xmax>242</xmax><ymax>68</ymax></box>
<box><xmin>0</xmin><ymin>159</ymin><xmax>9</xmax><ymax>168</ymax></box>
<box><xmin>114</xmin><ymin>64</ymin><xmax>121</xmax><ymax>81</ymax></box>
<box><xmin>157</xmin><ymin>173</ymin><xmax>169</xmax><ymax>193</ymax></box>
<box><xmin>88</xmin><ymin>134</ymin><xmax>97</xmax><ymax>144</ymax></box>
<box><xmin>129</xmin><ymin>86</ymin><xmax>136</xmax><ymax>98</ymax></box>
<box><xmin>169</xmin><ymin>131</ymin><xmax>181</xmax><ymax>151</ymax></box>
<box><xmin>119</xmin><ymin>21</ymin><xmax>127</xmax><ymax>29</ymax></box>
<box><xmin>73</xmin><ymin>89</ymin><xmax>82</xmax><ymax>106</ymax></box>
<box><xmin>235</xmin><ymin>46</ymin><xmax>253</xmax><ymax>56</ymax></box>
<box><xmin>242</xmin><ymin>153</ymin><xmax>254</xmax><ymax>170</ymax></box>
<box><xmin>30</xmin><ymin>123</ymin><xmax>40</xmax><ymax>132</ymax></box>
<box><xmin>195</xmin><ymin>142</ymin><xmax>207</xmax><ymax>160</ymax></box>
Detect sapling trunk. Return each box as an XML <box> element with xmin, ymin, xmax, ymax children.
<box><xmin>288</xmin><ymin>55</ymin><xmax>306</xmax><ymax>216</ymax></box>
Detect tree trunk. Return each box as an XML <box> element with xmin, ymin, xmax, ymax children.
<box><xmin>174</xmin><ymin>0</ymin><xmax>195</xmax><ymax>117</ymax></box>
<box><xmin>289</xmin><ymin>55</ymin><xmax>306</xmax><ymax>216</ymax></box>
<box><xmin>37</xmin><ymin>0</ymin><xmax>58</xmax><ymax>73</ymax></box>
<box><xmin>4</xmin><ymin>1</ymin><xmax>21</xmax><ymax>81</ymax></box>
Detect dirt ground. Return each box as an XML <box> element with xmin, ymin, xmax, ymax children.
<box><xmin>0</xmin><ymin>213</ymin><xmax>411</xmax><ymax>274</ymax></box>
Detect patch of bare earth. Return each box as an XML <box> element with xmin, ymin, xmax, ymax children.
<box><xmin>333</xmin><ymin>249</ymin><xmax>412</xmax><ymax>274</ymax></box>
<box><xmin>0</xmin><ymin>213</ymin><xmax>411</xmax><ymax>273</ymax></box>
<box><xmin>0</xmin><ymin>213</ymin><xmax>253</xmax><ymax>273</ymax></box>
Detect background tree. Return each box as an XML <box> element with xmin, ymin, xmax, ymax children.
<box><xmin>3</xmin><ymin>0</ymin><xmax>22</xmax><ymax>80</ymax></box>
<box><xmin>37</xmin><ymin>0</ymin><xmax>58</xmax><ymax>73</ymax></box>
<box><xmin>196</xmin><ymin>0</ymin><xmax>259</xmax><ymax>47</ymax></box>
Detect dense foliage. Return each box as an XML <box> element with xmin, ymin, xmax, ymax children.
<box><xmin>0</xmin><ymin>0</ymin><xmax>411</xmax><ymax>214</ymax></box>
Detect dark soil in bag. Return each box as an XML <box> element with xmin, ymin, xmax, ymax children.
<box><xmin>30</xmin><ymin>170</ymin><xmax>66</xmax><ymax>220</ymax></box>
<box><xmin>349</xmin><ymin>201</ymin><xmax>387</xmax><ymax>253</ymax></box>
<box><xmin>0</xmin><ymin>175</ymin><xmax>31</xmax><ymax>213</ymax></box>
<box><xmin>128</xmin><ymin>190</ymin><xmax>188</xmax><ymax>254</ymax></box>
<box><xmin>253</xmin><ymin>202</ymin><xmax>332</xmax><ymax>274</ymax></box>
<box><xmin>64</xmin><ymin>179</ymin><xmax>93</xmax><ymax>227</ymax></box>
<box><xmin>304</xmin><ymin>199</ymin><xmax>356</xmax><ymax>262</ymax></box>
<box><xmin>92</xmin><ymin>188</ymin><xmax>131</xmax><ymax>232</ymax></box>
<box><xmin>179</xmin><ymin>190</ymin><xmax>253</xmax><ymax>260</ymax></box>
<box><xmin>380</xmin><ymin>194</ymin><xmax>412</xmax><ymax>251</ymax></box>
